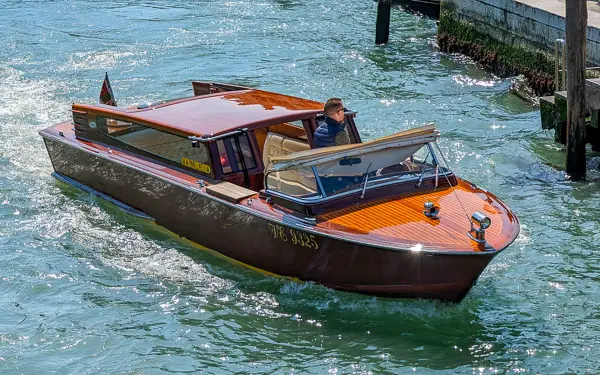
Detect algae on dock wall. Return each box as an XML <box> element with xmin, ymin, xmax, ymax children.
<box><xmin>437</xmin><ymin>2</ymin><xmax>556</xmax><ymax>96</ymax></box>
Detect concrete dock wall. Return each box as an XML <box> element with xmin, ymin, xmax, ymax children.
<box><xmin>442</xmin><ymin>0</ymin><xmax>600</xmax><ymax>66</ymax></box>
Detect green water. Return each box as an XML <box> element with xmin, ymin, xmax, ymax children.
<box><xmin>1</xmin><ymin>0</ymin><xmax>599</xmax><ymax>373</ymax></box>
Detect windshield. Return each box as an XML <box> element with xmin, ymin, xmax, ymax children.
<box><xmin>266</xmin><ymin>142</ymin><xmax>451</xmax><ymax>199</ymax></box>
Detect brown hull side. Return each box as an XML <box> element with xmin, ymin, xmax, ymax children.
<box><xmin>42</xmin><ymin>135</ymin><xmax>499</xmax><ymax>301</ymax></box>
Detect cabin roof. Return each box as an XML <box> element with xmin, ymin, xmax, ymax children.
<box><xmin>74</xmin><ymin>89</ymin><xmax>324</xmax><ymax>137</ymax></box>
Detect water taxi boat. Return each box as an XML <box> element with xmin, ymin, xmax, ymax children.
<box><xmin>39</xmin><ymin>81</ymin><xmax>520</xmax><ymax>302</ymax></box>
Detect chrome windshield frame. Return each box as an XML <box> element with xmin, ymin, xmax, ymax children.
<box><xmin>264</xmin><ymin>140</ymin><xmax>455</xmax><ymax>204</ymax></box>
<box><xmin>312</xmin><ymin>165</ymin><xmax>327</xmax><ymax>198</ymax></box>
<box><xmin>264</xmin><ymin>169</ymin><xmax>454</xmax><ymax>205</ymax></box>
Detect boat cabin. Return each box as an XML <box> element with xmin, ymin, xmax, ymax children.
<box><xmin>71</xmin><ymin>81</ymin><xmax>455</xmax><ymax>215</ymax></box>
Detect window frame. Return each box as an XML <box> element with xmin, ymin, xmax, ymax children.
<box><xmin>216</xmin><ymin>133</ymin><xmax>259</xmax><ymax>175</ymax></box>
<box><xmin>94</xmin><ymin>115</ymin><xmax>215</xmax><ymax>178</ymax></box>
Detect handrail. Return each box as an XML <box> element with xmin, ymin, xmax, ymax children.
<box><xmin>188</xmin><ymin>128</ymin><xmax>248</xmax><ymax>142</ymax></box>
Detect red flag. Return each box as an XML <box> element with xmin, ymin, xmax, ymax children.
<box><xmin>99</xmin><ymin>72</ymin><xmax>117</xmax><ymax>106</ymax></box>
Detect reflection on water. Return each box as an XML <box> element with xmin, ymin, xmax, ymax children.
<box><xmin>1</xmin><ymin>0</ymin><xmax>600</xmax><ymax>373</ymax></box>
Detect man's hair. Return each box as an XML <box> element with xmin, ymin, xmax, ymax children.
<box><xmin>324</xmin><ymin>98</ymin><xmax>343</xmax><ymax>116</ymax></box>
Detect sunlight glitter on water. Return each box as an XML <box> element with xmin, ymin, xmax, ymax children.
<box><xmin>63</xmin><ymin>50</ymin><xmax>141</xmax><ymax>71</ymax></box>
<box><xmin>2</xmin><ymin>0</ymin><xmax>600</xmax><ymax>373</ymax></box>
<box><xmin>453</xmin><ymin>74</ymin><xmax>497</xmax><ymax>87</ymax></box>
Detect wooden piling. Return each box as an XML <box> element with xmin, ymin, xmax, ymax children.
<box><xmin>376</xmin><ymin>0</ymin><xmax>392</xmax><ymax>45</ymax></box>
<box><xmin>565</xmin><ymin>0</ymin><xmax>588</xmax><ymax>180</ymax></box>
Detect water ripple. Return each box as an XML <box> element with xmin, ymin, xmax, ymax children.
<box><xmin>0</xmin><ymin>0</ymin><xmax>598</xmax><ymax>373</ymax></box>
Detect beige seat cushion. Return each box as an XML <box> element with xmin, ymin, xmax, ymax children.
<box><xmin>262</xmin><ymin>132</ymin><xmax>310</xmax><ymax>166</ymax></box>
<box><xmin>263</xmin><ymin>132</ymin><xmax>316</xmax><ymax>196</ymax></box>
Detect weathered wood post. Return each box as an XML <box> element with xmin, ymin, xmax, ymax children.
<box><xmin>376</xmin><ymin>0</ymin><xmax>392</xmax><ymax>45</ymax></box>
<box><xmin>565</xmin><ymin>0</ymin><xmax>588</xmax><ymax>180</ymax></box>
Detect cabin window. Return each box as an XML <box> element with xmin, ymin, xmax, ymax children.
<box><xmin>216</xmin><ymin>134</ymin><xmax>257</xmax><ymax>174</ymax></box>
<box><xmin>95</xmin><ymin>116</ymin><xmax>213</xmax><ymax>176</ymax></box>
<box><xmin>287</xmin><ymin>120</ymin><xmax>304</xmax><ymax>128</ymax></box>
<box><xmin>267</xmin><ymin>122</ymin><xmax>307</xmax><ymax>141</ymax></box>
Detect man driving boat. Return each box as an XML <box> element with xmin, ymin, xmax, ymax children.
<box><xmin>313</xmin><ymin>98</ymin><xmax>351</xmax><ymax>148</ymax></box>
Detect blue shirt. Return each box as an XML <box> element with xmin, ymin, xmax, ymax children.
<box><xmin>313</xmin><ymin>117</ymin><xmax>350</xmax><ymax>148</ymax></box>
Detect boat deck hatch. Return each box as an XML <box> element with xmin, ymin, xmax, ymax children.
<box><xmin>206</xmin><ymin>181</ymin><xmax>256</xmax><ymax>203</ymax></box>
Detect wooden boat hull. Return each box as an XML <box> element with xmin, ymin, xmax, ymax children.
<box><xmin>41</xmin><ymin>132</ymin><xmax>504</xmax><ymax>302</ymax></box>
